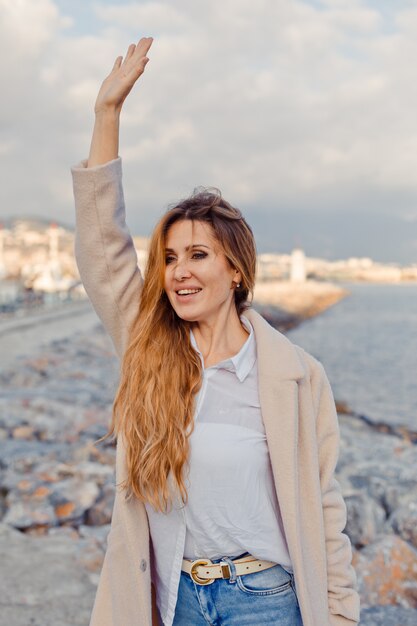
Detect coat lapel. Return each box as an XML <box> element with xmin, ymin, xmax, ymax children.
<box><xmin>242</xmin><ymin>309</ymin><xmax>306</xmax><ymax>565</ymax></box>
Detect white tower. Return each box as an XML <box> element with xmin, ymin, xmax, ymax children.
<box><xmin>290</xmin><ymin>248</ymin><xmax>306</xmax><ymax>283</ymax></box>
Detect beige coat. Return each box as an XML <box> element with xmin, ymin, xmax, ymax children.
<box><xmin>72</xmin><ymin>158</ymin><xmax>360</xmax><ymax>626</ymax></box>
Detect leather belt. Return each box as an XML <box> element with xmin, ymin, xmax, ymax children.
<box><xmin>181</xmin><ymin>554</ymin><xmax>277</xmax><ymax>585</ymax></box>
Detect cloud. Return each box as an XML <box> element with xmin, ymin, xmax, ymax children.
<box><xmin>0</xmin><ymin>0</ymin><xmax>65</xmax><ymax>51</ymax></box>
<box><xmin>0</xmin><ymin>0</ymin><xmax>417</xmax><ymax>262</ymax></box>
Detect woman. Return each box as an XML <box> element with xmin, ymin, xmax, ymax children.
<box><xmin>71</xmin><ymin>37</ymin><xmax>360</xmax><ymax>626</ymax></box>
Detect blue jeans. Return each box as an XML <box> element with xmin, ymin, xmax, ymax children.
<box><xmin>172</xmin><ymin>552</ymin><xmax>303</xmax><ymax>625</ymax></box>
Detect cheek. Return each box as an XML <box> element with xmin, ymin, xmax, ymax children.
<box><xmin>164</xmin><ymin>268</ymin><xmax>180</xmax><ymax>299</ymax></box>
<box><xmin>164</xmin><ymin>267</ymin><xmax>172</xmax><ymax>289</ymax></box>
<box><xmin>211</xmin><ymin>273</ymin><xmax>233</xmax><ymax>296</ymax></box>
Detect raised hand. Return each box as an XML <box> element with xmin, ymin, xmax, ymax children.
<box><xmin>87</xmin><ymin>36</ymin><xmax>153</xmax><ymax>167</ymax></box>
<box><xmin>94</xmin><ymin>37</ymin><xmax>153</xmax><ymax>114</ymax></box>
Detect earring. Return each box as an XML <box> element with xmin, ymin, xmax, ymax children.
<box><xmin>236</xmin><ymin>282</ymin><xmax>241</xmax><ymax>288</ymax></box>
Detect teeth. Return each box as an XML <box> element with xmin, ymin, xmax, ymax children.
<box><xmin>177</xmin><ymin>289</ymin><xmax>201</xmax><ymax>295</ymax></box>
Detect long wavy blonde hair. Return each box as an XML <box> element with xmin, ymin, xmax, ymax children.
<box><xmin>109</xmin><ymin>187</ymin><xmax>257</xmax><ymax>513</ymax></box>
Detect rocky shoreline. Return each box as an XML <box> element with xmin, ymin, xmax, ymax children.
<box><xmin>1</xmin><ymin>302</ymin><xmax>417</xmax><ymax>625</ymax></box>
<box><xmin>253</xmin><ymin>279</ymin><xmax>349</xmax><ymax>330</ymax></box>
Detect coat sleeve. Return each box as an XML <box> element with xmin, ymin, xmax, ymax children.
<box><xmin>71</xmin><ymin>157</ymin><xmax>143</xmax><ymax>358</ymax></box>
<box><xmin>311</xmin><ymin>360</ymin><xmax>361</xmax><ymax>626</ymax></box>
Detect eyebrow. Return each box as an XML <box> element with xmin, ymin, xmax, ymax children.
<box><xmin>165</xmin><ymin>244</ymin><xmax>210</xmax><ymax>252</ymax></box>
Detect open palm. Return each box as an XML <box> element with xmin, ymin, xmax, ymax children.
<box><xmin>95</xmin><ymin>36</ymin><xmax>153</xmax><ymax>114</ymax></box>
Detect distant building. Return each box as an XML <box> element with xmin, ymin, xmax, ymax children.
<box><xmin>256</xmin><ymin>253</ymin><xmax>289</xmax><ymax>281</ymax></box>
<box><xmin>25</xmin><ymin>223</ymin><xmax>74</xmax><ymax>293</ymax></box>
<box><xmin>0</xmin><ymin>219</ymin><xmax>415</xmax><ymax>286</ymax></box>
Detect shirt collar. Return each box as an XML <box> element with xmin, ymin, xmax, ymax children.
<box><xmin>190</xmin><ymin>316</ymin><xmax>256</xmax><ymax>382</ymax></box>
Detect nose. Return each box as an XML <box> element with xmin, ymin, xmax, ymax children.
<box><xmin>173</xmin><ymin>259</ymin><xmax>192</xmax><ymax>281</ymax></box>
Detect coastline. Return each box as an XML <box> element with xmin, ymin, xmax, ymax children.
<box><xmin>0</xmin><ymin>299</ymin><xmax>98</xmax><ymax>372</ymax></box>
<box><xmin>0</xmin><ymin>291</ymin><xmax>416</xmax><ymax>625</ymax></box>
<box><xmin>253</xmin><ymin>279</ymin><xmax>348</xmax><ymax>331</ymax></box>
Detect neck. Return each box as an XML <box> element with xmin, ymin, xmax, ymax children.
<box><xmin>191</xmin><ymin>306</ymin><xmax>249</xmax><ymax>368</ymax></box>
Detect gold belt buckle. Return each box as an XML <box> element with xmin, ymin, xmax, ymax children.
<box><xmin>189</xmin><ymin>559</ymin><xmax>215</xmax><ymax>585</ymax></box>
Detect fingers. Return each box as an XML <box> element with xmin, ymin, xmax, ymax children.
<box><xmin>107</xmin><ymin>37</ymin><xmax>152</xmax><ymax>85</ymax></box>
<box><xmin>111</xmin><ymin>56</ymin><xmax>123</xmax><ymax>72</ymax></box>
<box><xmin>123</xmin><ymin>43</ymin><xmax>136</xmax><ymax>66</ymax></box>
<box><xmin>138</xmin><ymin>36</ymin><xmax>153</xmax><ymax>55</ymax></box>
<box><xmin>117</xmin><ymin>37</ymin><xmax>152</xmax><ymax>74</ymax></box>
<box><xmin>131</xmin><ymin>36</ymin><xmax>153</xmax><ymax>63</ymax></box>
<box><xmin>125</xmin><ymin>55</ymin><xmax>150</xmax><ymax>82</ymax></box>
<box><xmin>123</xmin><ymin>37</ymin><xmax>153</xmax><ymax>64</ymax></box>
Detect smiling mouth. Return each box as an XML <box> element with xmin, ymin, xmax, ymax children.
<box><xmin>175</xmin><ymin>288</ymin><xmax>202</xmax><ymax>296</ymax></box>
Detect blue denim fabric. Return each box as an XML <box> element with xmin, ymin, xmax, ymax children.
<box><xmin>172</xmin><ymin>553</ymin><xmax>303</xmax><ymax>625</ymax></box>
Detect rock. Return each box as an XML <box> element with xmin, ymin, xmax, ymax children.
<box><xmin>253</xmin><ymin>279</ymin><xmax>348</xmax><ymax>319</ymax></box>
<box><xmin>0</xmin><ymin>522</ymin><xmax>96</xmax><ymax>626</ymax></box>
<box><xmin>353</xmin><ymin>534</ymin><xmax>417</xmax><ymax>608</ymax></box>
<box><xmin>79</xmin><ymin>422</ymin><xmax>109</xmax><ymax>442</ymax></box>
<box><xmin>47</xmin><ymin>525</ymin><xmax>79</xmax><ymax>540</ymax></box>
<box><xmin>78</xmin><ymin>523</ymin><xmax>111</xmax><ymax>549</ymax></box>
<box><xmin>3</xmin><ymin>499</ymin><xmax>57</xmax><ymax>529</ymax></box>
<box><xmin>86</xmin><ymin>482</ymin><xmax>115</xmax><ymax>526</ymax></box>
<box><xmin>0</xmin><ymin>439</ymin><xmax>73</xmax><ymax>470</ymax></box>
<box><xmin>49</xmin><ymin>477</ymin><xmax>100</xmax><ymax>524</ymax></box>
<box><xmin>336</xmin><ymin>414</ymin><xmax>417</xmax><ymax>549</ymax></box>
<box><xmin>251</xmin><ymin>304</ymin><xmax>299</xmax><ymax>332</ymax></box>
<box><xmin>75</xmin><ymin>539</ymin><xmax>105</xmax><ymax>574</ymax></box>
<box><xmin>386</xmin><ymin>502</ymin><xmax>417</xmax><ymax>550</ymax></box>
<box><xmin>344</xmin><ymin>492</ymin><xmax>386</xmax><ymax>548</ymax></box>
<box><xmin>76</xmin><ymin>460</ymin><xmax>114</xmax><ymax>483</ymax></box>
<box><xmin>4</xmin><ymin>476</ymin><xmax>100</xmax><ymax>529</ymax></box>
<box><xmin>383</xmin><ymin>479</ymin><xmax>417</xmax><ymax>515</ymax></box>
<box><xmin>360</xmin><ymin>605</ymin><xmax>417</xmax><ymax>625</ymax></box>
<box><xmin>0</xmin><ymin>488</ymin><xmax>8</xmax><ymax>520</ymax></box>
<box><xmin>12</xmin><ymin>424</ymin><xmax>35</xmax><ymax>439</ymax></box>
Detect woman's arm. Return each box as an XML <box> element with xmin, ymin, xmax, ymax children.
<box><xmin>71</xmin><ymin>38</ymin><xmax>153</xmax><ymax>357</ymax></box>
<box><xmin>88</xmin><ymin>37</ymin><xmax>152</xmax><ymax>167</ymax></box>
<box><xmin>312</xmin><ymin>361</ymin><xmax>361</xmax><ymax>626</ymax></box>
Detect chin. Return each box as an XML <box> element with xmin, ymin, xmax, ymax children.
<box><xmin>171</xmin><ymin>306</ymin><xmax>206</xmax><ymax>323</ymax></box>
<box><xmin>175</xmin><ymin>311</ymin><xmax>200</xmax><ymax>322</ymax></box>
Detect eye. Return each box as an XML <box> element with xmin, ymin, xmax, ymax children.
<box><xmin>192</xmin><ymin>252</ymin><xmax>207</xmax><ymax>260</ymax></box>
<box><xmin>165</xmin><ymin>255</ymin><xmax>176</xmax><ymax>264</ymax></box>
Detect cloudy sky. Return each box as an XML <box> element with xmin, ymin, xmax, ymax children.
<box><xmin>1</xmin><ymin>0</ymin><xmax>417</xmax><ymax>263</ymax></box>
